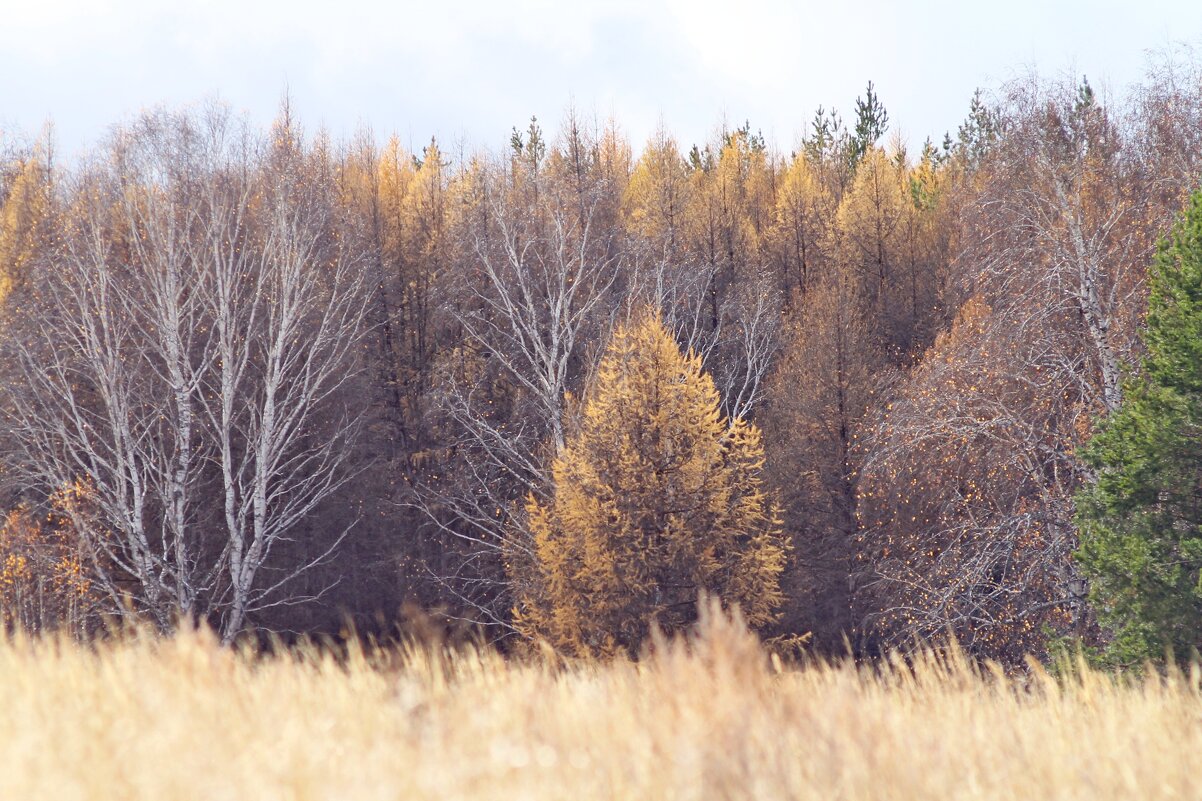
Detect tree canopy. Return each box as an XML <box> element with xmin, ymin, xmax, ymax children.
<box><xmin>511</xmin><ymin>309</ymin><xmax>787</xmax><ymax>656</ymax></box>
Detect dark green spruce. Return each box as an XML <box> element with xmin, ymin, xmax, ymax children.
<box><xmin>1076</xmin><ymin>190</ymin><xmax>1202</xmax><ymax>665</ymax></box>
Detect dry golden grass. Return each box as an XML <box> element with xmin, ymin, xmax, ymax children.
<box><xmin>0</xmin><ymin>607</ymin><xmax>1198</xmax><ymax>800</ymax></box>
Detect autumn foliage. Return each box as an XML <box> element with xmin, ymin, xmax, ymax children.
<box><xmin>0</xmin><ymin>499</ymin><xmax>95</xmax><ymax>635</ymax></box>
<box><xmin>0</xmin><ymin>63</ymin><xmax>1200</xmax><ymax>665</ymax></box>
<box><xmin>511</xmin><ymin>310</ymin><xmax>787</xmax><ymax>656</ymax></box>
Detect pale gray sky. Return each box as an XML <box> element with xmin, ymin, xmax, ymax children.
<box><xmin>1</xmin><ymin>0</ymin><xmax>1199</xmax><ymax>159</ymax></box>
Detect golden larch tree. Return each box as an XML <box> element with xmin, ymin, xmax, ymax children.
<box><xmin>511</xmin><ymin>309</ymin><xmax>787</xmax><ymax>657</ymax></box>
<box><xmin>761</xmin><ymin>260</ymin><xmax>877</xmax><ymax>649</ymax></box>
<box><xmin>0</xmin><ymin>155</ymin><xmax>51</xmax><ymax>302</ymax></box>
<box><xmin>834</xmin><ymin>147</ymin><xmax>907</xmax><ymax>353</ymax></box>
<box><xmin>623</xmin><ymin>128</ymin><xmax>691</xmax><ymax>256</ymax></box>
<box><xmin>770</xmin><ymin>153</ymin><xmax>834</xmax><ymax>297</ymax></box>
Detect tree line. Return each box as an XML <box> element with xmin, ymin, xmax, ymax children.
<box><xmin>1</xmin><ymin>57</ymin><xmax>1201</xmax><ymax>663</ymax></box>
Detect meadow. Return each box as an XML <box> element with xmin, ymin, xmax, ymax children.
<box><xmin>0</xmin><ymin>606</ymin><xmax>1198</xmax><ymax>800</ymax></box>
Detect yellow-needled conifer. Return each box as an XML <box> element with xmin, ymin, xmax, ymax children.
<box><xmin>512</xmin><ymin>308</ymin><xmax>786</xmax><ymax>656</ymax></box>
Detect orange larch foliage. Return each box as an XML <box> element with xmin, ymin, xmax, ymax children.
<box><xmin>511</xmin><ymin>309</ymin><xmax>787</xmax><ymax>657</ymax></box>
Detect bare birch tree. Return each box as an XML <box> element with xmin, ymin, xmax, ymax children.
<box><xmin>4</xmin><ymin>106</ymin><xmax>370</xmax><ymax>641</ymax></box>
<box><xmin>410</xmin><ymin>138</ymin><xmax>627</xmax><ymax>629</ymax></box>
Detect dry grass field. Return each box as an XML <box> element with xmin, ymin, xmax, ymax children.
<box><xmin>0</xmin><ymin>607</ymin><xmax>1198</xmax><ymax>801</ymax></box>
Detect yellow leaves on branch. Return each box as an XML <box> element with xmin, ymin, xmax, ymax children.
<box><xmin>0</xmin><ymin>154</ymin><xmax>51</xmax><ymax>303</ymax></box>
<box><xmin>0</xmin><ymin>500</ymin><xmax>93</xmax><ymax>633</ymax></box>
<box><xmin>511</xmin><ymin>309</ymin><xmax>787</xmax><ymax>657</ymax></box>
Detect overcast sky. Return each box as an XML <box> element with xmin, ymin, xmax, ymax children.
<box><xmin>1</xmin><ymin>0</ymin><xmax>1199</xmax><ymax>160</ymax></box>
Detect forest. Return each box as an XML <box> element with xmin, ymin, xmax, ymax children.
<box><xmin>2</xmin><ymin>55</ymin><xmax>1202</xmax><ymax>668</ymax></box>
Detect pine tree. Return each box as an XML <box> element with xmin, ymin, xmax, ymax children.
<box><xmin>847</xmin><ymin>81</ymin><xmax>889</xmax><ymax>171</ymax></box>
<box><xmin>1076</xmin><ymin>190</ymin><xmax>1202</xmax><ymax>665</ymax></box>
<box><xmin>511</xmin><ymin>309</ymin><xmax>787</xmax><ymax>657</ymax></box>
<box><xmin>954</xmin><ymin>88</ymin><xmax>1000</xmax><ymax>170</ymax></box>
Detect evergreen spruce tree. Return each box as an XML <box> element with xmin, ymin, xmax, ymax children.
<box><xmin>511</xmin><ymin>310</ymin><xmax>787</xmax><ymax>657</ymax></box>
<box><xmin>1076</xmin><ymin>190</ymin><xmax>1202</xmax><ymax>665</ymax></box>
